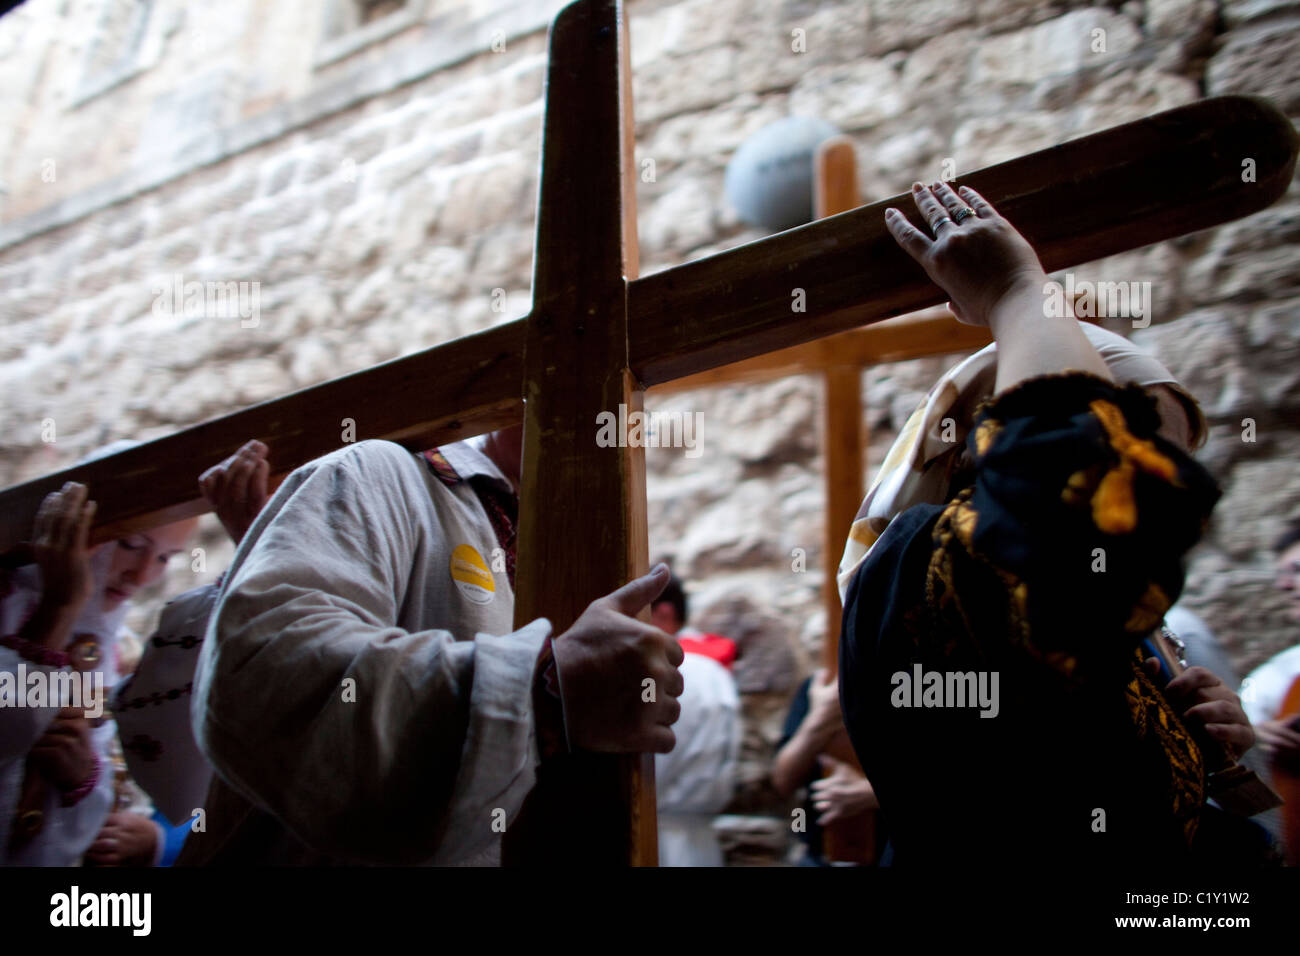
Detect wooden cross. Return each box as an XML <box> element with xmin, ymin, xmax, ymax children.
<box><xmin>1</xmin><ymin>0</ymin><xmax>1295</xmax><ymax>866</ymax></box>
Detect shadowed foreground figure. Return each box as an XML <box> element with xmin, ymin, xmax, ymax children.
<box><xmin>836</xmin><ymin>181</ymin><xmax>1255</xmax><ymax>866</ymax></box>
<box><xmin>183</xmin><ymin>426</ymin><xmax>684</xmax><ymax>866</ymax></box>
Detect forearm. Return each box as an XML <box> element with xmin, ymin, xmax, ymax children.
<box><xmin>989</xmin><ymin>274</ymin><xmax>1113</xmax><ymax>394</ymax></box>
<box><xmin>772</xmin><ymin>721</ymin><xmax>833</xmax><ymax>797</ymax></box>
<box><xmin>16</xmin><ymin>597</ymin><xmax>81</xmax><ymax>652</ymax></box>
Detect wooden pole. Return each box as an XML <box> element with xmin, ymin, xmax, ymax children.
<box><xmin>814</xmin><ymin>137</ymin><xmax>877</xmax><ymax>865</ymax></box>
<box><xmin>814</xmin><ymin>137</ymin><xmax>864</xmax><ymax>670</ymax></box>
<box><xmin>502</xmin><ymin>0</ymin><xmax>654</xmax><ymax>866</ymax></box>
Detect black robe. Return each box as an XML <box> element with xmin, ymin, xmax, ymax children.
<box><xmin>839</xmin><ymin>373</ymin><xmax>1222</xmax><ymax>867</ymax></box>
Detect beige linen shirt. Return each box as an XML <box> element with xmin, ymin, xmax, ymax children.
<box><xmin>191</xmin><ymin>437</ymin><xmax>549</xmax><ymax>865</ymax></box>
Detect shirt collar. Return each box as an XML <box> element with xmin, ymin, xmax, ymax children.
<box><xmin>433</xmin><ymin>435</ymin><xmax>514</xmax><ymax>493</ymax></box>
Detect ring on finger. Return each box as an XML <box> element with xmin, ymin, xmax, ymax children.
<box><xmin>952</xmin><ymin>206</ymin><xmax>975</xmax><ymax>224</ymax></box>
<box><xmin>932</xmin><ymin>216</ymin><xmax>954</xmax><ymax>233</ymax></box>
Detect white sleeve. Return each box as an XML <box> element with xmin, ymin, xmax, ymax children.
<box><xmin>114</xmin><ymin>584</ymin><xmax>219</xmax><ymax>826</ymax></box>
<box><xmin>655</xmin><ymin>654</ymin><xmax>740</xmax><ymax>815</ymax></box>
<box><xmin>1240</xmin><ymin>647</ymin><xmax>1300</xmax><ymax>727</ymax></box>
<box><xmin>0</xmin><ymin>647</ymin><xmax>62</xmax><ymax>764</ymax></box>
<box><xmin>192</xmin><ymin>441</ymin><xmax>549</xmax><ymax>864</ymax></box>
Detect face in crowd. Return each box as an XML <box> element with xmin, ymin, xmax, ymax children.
<box><xmin>100</xmin><ymin>519</ymin><xmax>197</xmax><ymax>612</ymax></box>
<box><xmin>1276</xmin><ymin>538</ymin><xmax>1300</xmax><ymax>625</ymax></box>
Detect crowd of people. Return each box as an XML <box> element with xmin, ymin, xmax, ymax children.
<box><xmin>2</xmin><ymin>183</ymin><xmax>1296</xmax><ymax>867</ymax></box>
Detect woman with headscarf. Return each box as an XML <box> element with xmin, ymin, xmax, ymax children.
<box><xmin>1</xmin><ymin>478</ymin><xmax>195</xmax><ymax>865</ymax></box>
<box><xmin>835</xmin><ymin>182</ymin><xmax>1254</xmax><ymax>867</ymax></box>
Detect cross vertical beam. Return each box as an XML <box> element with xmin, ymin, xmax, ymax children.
<box><xmin>504</xmin><ymin>0</ymin><xmax>654</xmax><ymax>866</ymax></box>
<box><xmin>813</xmin><ymin>136</ymin><xmax>864</xmax><ymax>670</ymax></box>
<box><xmin>813</xmin><ymin>136</ymin><xmax>877</xmax><ymax>865</ymax></box>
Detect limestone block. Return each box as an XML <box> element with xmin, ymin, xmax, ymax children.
<box><xmin>1184</xmin><ymin>204</ymin><xmax>1300</xmax><ymax>305</ymax></box>
<box><xmin>366</xmin><ymin>138</ymin><xmax>453</xmax><ymax>194</ymax></box>
<box><xmin>865</xmin><ymin>0</ymin><xmax>975</xmax><ymax>56</ymax></box>
<box><xmin>318</xmin><ymin>196</ymin><xmax>390</xmax><ymax>275</ymax></box>
<box><xmin>1070</xmin><ymin>68</ymin><xmax>1199</xmax><ymax>137</ymax></box>
<box><xmin>1147</xmin><ymin>0</ymin><xmax>1218</xmax><ymax>36</ymax></box>
<box><xmin>1223</xmin><ymin>0</ymin><xmax>1300</xmax><ymax>27</ymax></box>
<box><xmin>901</xmin><ymin>29</ymin><xmax>980</xmax><ymax>102</ymax></box>
<box><xmin>1210</xmin><ymin>443</ymin><xmax>1300</xmax><ymax>560</ymax></box>
<box><xmin>436</xmin><ymin>153</ymin><xmax>532</xmax><ymax>238</ymax></box>
<box><xmin>257</xmin><ymin>153</ymin><xmax>300</xmax><ymax>198</ymax></box>
<box><xmin>1206</xmin><ymin>18</ymin><xmax>1300</xmax><ymax>113</ymax></box>
<box><xmin>479</xmin><ymin>105</ymin><xmax>541</xmax><ymax>158</ymax></box>
<box><xmin>1131</xmin><ymin>309</ymin><xmax>1256</xmax><ymax>419</ymax></box>
<box><xmin>694</xmin><ymin>585</ymin><xmax>803</xmax><ymax>694</ymax></box>
<box><xmin>972</xmin><ymin>8</ymin><xmax>1143</xmax><ymax>88</ymax></box>
<box><xmin>342</xmin><ymin>265</ymin><xmax>399</xmax><ymax>326</ymax></box>
<box><xmin>1182</xmin><ymin>550</ymin><xmax>1297</xmax><ymax>674</ymax></box>
<box><xmin>975</xmin><ymin>0</ymin><xmax>1081</xmax><ymax>34</ymax></box>
<box><xmin>640</xmin><ymin>95</ymin><xmax>789</xmax><ymax>169</ymax></box>
<box><xmin>634</xmin><ymin>43</ymin><xmax>741</xmax><ymax>125</ymax></box>
<box><xmin>469</xmin><ymin>225</ymin><xmax>535</xmax><ymax>286</ymax></box>
<box><xmin>788</xmin><ymin>58</ymin><xmax>906</xmax><ymax>132</ymax></box>
<box><xmin>664</xmin><ymin>0</ymin><xmax>749</xmax><ymax>56</ymax></box>
<box><xmin>674</xmin><ymin>479</ymin><xmax>787</xmax><ymax>577</ymax></box>
<box><xmin>397</xmin><ymin>245</ymin><xmax>472</xmax><ymax>302</ymax></box>
<box><xmin>229</xmin><ymin>356</ymin><xmax>290</xmax><ymax>406</ymax></box>
<box><xmin>951</xmin><ymin>110</ymin><xmax>1068</xmax><ymax>170</ymax></box>
<box><xmin>639</xmin><ymin>179</ymin><xmax>717</xmax><ymax>256</ymax></box>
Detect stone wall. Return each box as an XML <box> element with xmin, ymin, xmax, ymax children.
<box><xmin>1</xmin><ymin>0</ymin><xmax>1298</xmax><ymax>863</ymax></box>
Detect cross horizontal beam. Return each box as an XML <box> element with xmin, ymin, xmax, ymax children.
<box><xmin>0</xmin><ymin>95</ymin><xmax>1294</xmax><ymax>555</ymax></box>
<box><xmin>628</xmin><ymin>95</ymin><xmax>1297</xmax><ymax>386</ymax></box>
<box><xmin>649</xmin><ymin>309</ymin><xmax>992</xmax><ymax>394</ymax></box>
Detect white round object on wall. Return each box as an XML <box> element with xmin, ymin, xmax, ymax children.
<box><xmin>724</xmin><ymin>116</ymin><xmax>841</xmax><ymax>232</ymax></box>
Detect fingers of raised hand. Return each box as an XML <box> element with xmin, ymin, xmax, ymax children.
<box><xmin>910</xmin><ymin>181</ymin><xmax>950</xmax><ymax>230</ymax></box>
<box><xmin>956</xmin><ymin>184</ymin><xmax>997</xmax><ymax>219</ymax></box>
<box><xmin>931</xmin><ymin>181</ymin><xmax>972</xmax><ymax>221</ymax></box>
<box><xmin>36</xmin><ymin>483</ymin><xmax>88</xmax><ymax>546</ymax></box>
<box><xmin>884</xmin><ymin>207</ymin><xmax>931</xmax><ymax>261</ymax></box>
<box><xmin>200</xmin><ymin>440</ymin><xmax>268</xmax><ymax>494</ymax></box>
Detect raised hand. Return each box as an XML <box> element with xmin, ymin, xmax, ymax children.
<box><xmin>884</xmin><ymin>182</ymin><xmax>1048</xmax><ymax>328</ymax></box>
<box><xmin>31</xmin><ymin>482</ymin><xmax>97</xmax><ymax>612</ymax></box>
<box><xmin>199</xmin><ymin>440</ymin><xmax>270</xmax><ymax>545</ymax></box>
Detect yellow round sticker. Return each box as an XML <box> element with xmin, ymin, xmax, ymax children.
<box><xmin>450</xmin><ymin>544</ymin><xmax>495</xmax><ymax>605</ymax></box>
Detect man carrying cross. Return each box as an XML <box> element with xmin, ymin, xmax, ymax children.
<box><xmin>182</xmin><ymin>426</ymin><xmax>684</xmax><ymax>865</ymax></box>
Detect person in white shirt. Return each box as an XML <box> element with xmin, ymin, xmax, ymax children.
<box><xmin>1240</xmin><ymin>521</ymin><xmax>1300</xmax><ymax>761</ymax></box>
<box><xmin>185</xmin><ymin>426</ymin><xmax>685</xmax><ymax>865</ymax></box>
<box><xmin>112</xmin><ymin>440</ymin><xmax>272</xmax><ymax>842</ymax></box>
<box><xmin>649</xmin><ymin>574</ymin><xmax>740</xmax><ymax>866</ymax></box>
